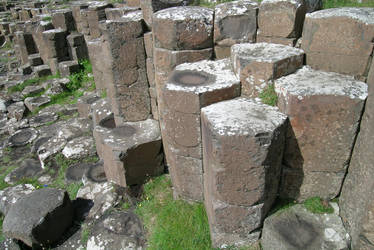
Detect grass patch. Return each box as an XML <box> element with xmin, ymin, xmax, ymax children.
<box><xmin>100</xmin><ymin>89</ymin><xmax>107</xmax><ymax>99</ymax></box>
<box><xmin>323</xmin><ymin>0</ymin><xmax>374</xmax><ymax>8</ymax></box>
<box><xmin>41</xmin><ymin>16</ymin><xmax>52</xmax><ymax>22</ymax></box>
<box><xmin>259</xmin><ymin>84</ymin><xmax>278</xmax><ymax>106</ymax></box>
<box><xmin>304</xmin><ymin>197</ymin><xmax>334</xmax><ymax>214</ymax></box>
<box><xmin>8</xmin><ymin>73</ymin><xmax>60</xmax><ymax>94</ymax></box>
<box><xmin>81</xmin><ymin>223</ymin><xmax>91</xmax><ymax>245</ymax></box>
<box><xmin>135</xmin><ymin>175</ymin><xmax>212</xmax><ymax>250</ymax></box>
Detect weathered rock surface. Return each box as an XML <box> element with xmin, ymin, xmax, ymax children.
<box><xmin>214</xmin><ymin>0</ymin><xmax>258</xmax><ymax>59</ymax></box>
<box><xmin>77</xmin><ymin>93</ymin><xmax>100</xmax><ymax>118</ymax></box>
<box><xmin>3</xmin><ymin>188</ymin><xmax>74</xmax><ymax>247</ymax></box>
<box><xmin>160</xmin><ymin>59</ymin><xmax>240</xmax><ymax>201</ymax></box>
<box><xmin>201</xmin><ymin>98</ymin><xmax>287</xmax><ymax>247</ymax></box>
<box><xmin>0</xmin><ymin>184</ymin><xmax>35</xmax><ymax>216</ymax></box>
<box><xmin>275</xmin><ymin>66</ymin><xmax>368</xmax><ymax>201</ymax></box>
<box><xmin>7</xmin><ymin>101</ymin><xmax>25</xmax><ymax>121</ymax></box>
<box><xmin>62</xmin><ymin>136</ymin><xmax>96</xmax><ymax>159</ymax></box>
<box><xmin>6</xmin><ymin>158</ymin><xmax>43</xmax><ymax>184</ymax></box>
<box><xmin>24</xmin><ymin>95</ymin><xmax>50</xmax><ymax>112</ymax></box>
<box><xmin>262</xmin><ymin>204</ymin><xmax>350</xmax><ymax>250</ymax></box>
<box><xmin>231</xmin><ymin>42</ymin><xmax>304</xmax><ymax>98</ymax></box>
<box><xmin>302</xmin><ymin>8</ymin><xmax>374</xmax><ymax>77</ymax></box>
<box><xmin>8</xmin><ymin>127</ymin><xmax>38</xmax><ymax>147</ymax></box>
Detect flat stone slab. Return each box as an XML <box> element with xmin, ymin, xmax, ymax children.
<box><xmin>7</xmin><ymin>101</ymin><xmax>25</xmax><ymax>121</ymax></box>
<box><xmin>29</xmin><ymin>112</ymin><xmax>58</xmax><ymax>127</ymax></box>
<box><xmin>152</xmin><ymin>6</ymin><xmax>214</xmax><ymax>50</ymax></box>
<box><xmin>275</xmin><ymin>66</ymin><xmax>368</xmax><ymax>200</ymax></box>
<box><xmin>0</xmin><ymin>184</ymin><xmax>35</xmax><ymax>216</ymax></box>
<box><xmin>91</xmin><ymin>97</ymin><xmax>113</xmax><ymax>128</ymax></box>
<box><xmin>21</xmin><ymin>85</ymin><xmax>45</xmax><ymax>97</ymax></box>
<box><xmin>231</xmin><ymin>42</ymin><xmax>304</xmax><ymax>98</ymax></box>
<box><xmin>77</xmin><ymin>93</ymin><xmax>100</xmax><ymax>118</ymax></box>
<box><xmin>3</xmin><ymin>188</ymin><xmax>74</xmax><ymax>247</ymax></box>
<box><xmin>24</xmin><ymin>95</ymin><xmax>51</xmax><ymax>112</ymax></box>
<box><xmin>62</xmin><ymin>136</ymin><xmax>96</xmax><ymax>159</ymax></box>
<box><xmin>83</xmin><ymin>161</ymin><xmax>107</xmax><ymax>184</ymax></box>
<box><xmin>6</xmin><ymin>158</ymin><xmax>43</xmax><ymax>185</ymax></box>
<box><xmin>8</xmin><ymin>127</ymin><xmax>38</xmax><ymax>147</ymax></box>
<box><xmin>262</xmin><ymin>204</ymin><xmax>350</xmax><ymax>250</ymax></box>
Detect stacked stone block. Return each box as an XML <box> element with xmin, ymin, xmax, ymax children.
<box><xmin>31</xmin><ymin>20</ymin><xmax>53</xmax><ymax>66</ymax></box>
<box><xmin>99</xmin><ymin>14</ymin><xmax>151</xmax><ymax>123</ymax></box>
<box><xmin>275</xmin><ymin>66</ymin><xmax>367</xmax><ymax>201</ymax></box>
<box><xmin>93</xmin><ymin>118</ymin><xmax>163</xmax><ymax>187</ymax></box>
<box><xmin>302</xmin><ymin>8</ymin><xmax>374</xmax><ymax>79</ymax></box>
<box><xmin>67</xmin><ymin>32</ymin><xmax>88</xmax><ymax>61</ymax></box>
<box><xmin>159</xmin><ymin>59</ymin><xmax>240</xmax><ymax>201</ymax></box>
<box><xmin>152</xmin><ymin>6</ymin><xmax>214</xmax><ymax>120</ymax></box>
<box><xmin>71</xmin><ymin>2</ymin><xmax>89</xmax><ymax>33</ymax></box>
<box><xmin>105</xmin><ymin>6</ymin><xmax>139</xmax><ymax>20</ymax></box>
<box><xmin>87</xmin><ymin>38</ymin><xmax>109</xmax><ymax>91</ymax></box>
<box><xmin>41</xmin><ymin>28</ymin><xmax>69</xmax><ymax>74</ymax></box>
<box><xmin>201</xmin><ymin>98</ymin><xmax>288</xmax><ymax>247</ymax></box>
<box><xmin>258</xmin><ymin>0</ymin><xmax>307</xmax><ymax>46</ymax></box>
<box><xmin>14</xmin><ymin>31</ymin><xmax>38</xmax><ymax>65</ymax></box>
<box><xmin>214</xmin><ymin>0</ymin><xmax>258</xmax><ymax>59</ymax></box>
<box><xmin>86</xmin><ymin>2</ymin><xmax>112</xmax><ymax>39</ymax></box>
<box><xmin>51</xmin><ymin>9</ymin><xmax>76</xmax><ymax>32</ymax></box>
<box><xmin>231</xmin><ymin>43</ymin><xmax>304</xmax><ymax>98</ymax></box>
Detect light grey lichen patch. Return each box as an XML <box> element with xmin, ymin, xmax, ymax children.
<box><xmin>307</xmin><ymin>7</ymin><xmax>374</xmax><ymax>25</ymax></box>
<box><xmin>154</xmin><ymin>6</ymin><xmax>213</xmax><ymax>22</ymax></box>
<box><xmin>166</xmin><ymin>59</ymin><xmax>239</xmax><ymax>94</ymax></box>
<box><xmin>275</xmin><ymin>66</ymin><xmax>368</xmax><ymax>100</ymax></box>
<box><xmin>215</xmin><ymin>0</ymin><xmax>258</xmax><ymax>17</ymax></box>
<box><xmin>201</xmin><ymin>98</ymin><xmax>287</xmax><ymax>136</ymax></box>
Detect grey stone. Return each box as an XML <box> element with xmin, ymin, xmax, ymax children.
<box><xmin>37</xmin><ymin>136</ymin><xmax>67</xmax><ymax>168</ymax></box>
<box><xmin>77</xmin><ymin>93</ymin><xmax>100</xmax><ymax>118</ymax></box>
<box><xmin>21</xmin><ymin>85</ymin><xmax>44</xmax><ymax>97</ymax></box>
<box><xmin>6</xmin><ymin>159</ymin><xmax>43</xmax><ymax>185</ymax></box>
<box><xmin>32</xmin><ymin>64</ymin><xmax>52</xmax><ymax>77</ymax></box>
<box><xmin>28</xmin><ymin>53</ymin><xmax>43</xmax><ymax>66</ymax></box>
<box><xmin>65</xmin><ymin>162</ymin><xmax>97</xmax><ymax>183</ymax></box>
<box><xmin>0</xmin><ymin>184</ymin><xmax>35</xmax><ymax>216</ymax></box>
<box><xmin>24</xmin><ymin>95</ymin><xmax>50</xmax><ymax>112</ymax></box>
<box><xmin>3</xmin><ymin>188</ymin><xmax>74</xmax><ymax>247</ymax></box>
<box><xmin>91</xmin><ymin>98</ymin><xmax>113</xmax><ymax>128</ymax></box>
<box><xmin>82</xmin><ymin>161</ymin><xmax>107</xmax><ymax>184</ymax></box>
<box><xmin>8</xmin><ymin>128</ymin><xmax>38</xmax><ymax>147</ymax></box>
<box><xmin>262</xmin><ymin>204</ymin><xmax>350</xmax><ymax>250</ymax></box>
<box><xmin>58</xmin><ymin>60</ymin><xmax>80</xmax><ymax>77</ymax></box>
<box><xmin>7</xmin><ymin>101</ymin><xmax>25</xmax><ymax>121</ymax></box>
<box><xmin>62</xmin><ymin>136</ymin><xmax>96</xmax><ymax>159</ymax></box>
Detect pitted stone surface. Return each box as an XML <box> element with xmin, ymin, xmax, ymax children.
<box><xmin>262</xmin><ymin>204</ymin><xmax>350</xmax><ymax>250</ymax></box>
<box><xmin>38</xmin><ymin>136</ymin><xmax>67</xmax><ymax>168</ymax></box>
<box><xmin>160</xmin><ymin>59</ymin><xmax>240</xmax><ymax>201</ymax></box>
<box><xmin>83</xmin><ymin>161</ymin><xmax>107</xmax><ymax>184</ymax></box>
<box><xmin>62</xmin><ymin>136</ymin><xmax>96</xmax><ymax>159</ymax></box>
<box><xmin>21</xmin><ymin>85</ymin><xmax>44</xmax><ymax>97</ymax></box>
<box><xmin>231</xmin><ymin>43</ymin><xmax>304</xmax><ymax>98</ymax></box>
<box><xmin>24</xmin><ymin>95</ymin><xmax>50</xmax><ymax>112</ymax></box>
<box><xmin>0</xmin><ymin>184</ymin><xmax>35</xmax><ymax>216</ymax></box>
<box><xmin>91</xmin><ymin>98</ymin><xmax>113</xmax><ymax>128</ymax></box>
<box><xmin>275</xmin><ymin>66</ymin><xmax>367</xmax><ymax>201</ymax></box>
<box><xmin>153</xmin><ymin>6</ymin><xmax>213</xmax><ymax>50</ymax></box>
<box><xmin>77</xmin><ymin>93</ymin><xmax>100</xmax><ymax>118</ymax></box>
<box><xmin>6</xmin><ymin>158</ymin><xmax>43</xmax><ymax>185</ymax></box>
<box><xmin>7</xmin><ymin>101</ymin><xmax>25</xmax><ymax>121</ymax></box>
<box><xmin>201</xmin><ymin>98</ymin><xmax>287</xmax><ymax>247</ymax></box>
<box><xmin>302</xmin><ymin>7</ymin><xmax>374</xmax><ymax>77</ymax></box>
<box><xmin>214</xmin><ymin>0</ymin><xmax>258</xmax><ymax>59</ymax></box>
<box><xmin>29</xmin><ymin>112</ymin><xmax>58</xmax><ymax>127</ymax></box>
<box><xmin>8</xmin><ymin>127</ymin><xmax>38</xmax><ymax>147</ymax></box>
<box><xmin>3</xmin><ymin>188</ymin><xmax>74</xmax><ymax>247</ymax></box>
<box><xmin>94</xmin><ymin>119</ymin><xmax>163</xmax><ymax>187</ymax></box>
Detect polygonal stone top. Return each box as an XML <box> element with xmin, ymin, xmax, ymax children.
<box><xmin>231</xmin><ymin>42</ymin><xmax>304</xmax><ymax>64</ymax></box>
<box><xmin>42</xmin><ymin>28</ymin><xmax>65</xmax><ymax>34</ymax></box>
<box><xmin>202</xmin><ymin>98</ymin><xmax>288</xmax><ymax>136</ymax></box>
<box><xmin>261</xmin><ymin>0</ymin><xmax>302</xmax><ymax>4</ymax></box>
<box><xmin>307</xmin><ymin>7</ymin><xmax>374</xmax><ymax>25</ymax></box>
<box><xmin>154</xmin><ymin>6</ymin><xmax>213</xmax><ymax>22</ymax></box>
<box><xmin>215</xmin><ymin>0</ymin><xmax>258</xmax><ymax>17</ymax></box>
<box><xmin>275</xmin><ymin>66</ymin><xmax>368</xmax><ymax>100</ymax></box>
<box><xmin>121</xmin><ymin>10</ymin><xmax>143</xmax><ymax>22</ymax></box>
<box><xmin>166</xmin><ymin>59</ymin><xmax>239</xmax><ymax>94</ymax></box>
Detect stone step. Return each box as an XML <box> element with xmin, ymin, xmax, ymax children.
<box><xmin>275</xmin><ymin>66</ymin><xmax>368</xmax><ymax>201</ymax></box>
<box><xmin>201</xmin><ymin>98</ymin><xmax>287</xmax><ymax>248</ymax></box>
<box><xmin>51</xmin><ymin>9</ymin><xmax>75</xmax><ymax>32</ymax></box>
<box><xmin>28</xmin><ymin>53</ymin><xmax>43</xmax><ymax>66</ymax></box>
<box><xmin>58</xmin><ymin>60</ymin><xmax>80</xmax><ymax>77</ymax></box>
<box><xmin>231</xmin><ymin>42</ymin><xmax>304</xmax><ymax>99</ymax></box>
<box><xmin>93</xmin><ymin>118</ymin><xmax>163</xmax><ymax>187</ymax></box>
<box><xmin>159</xmin><ymin>59</ymin><xmax>240</xmax><ymax>201</ymax></box>
<box><xmin>77</xmin><ymin>93</ymin><xmax>101</xmax><ymax>119</ymax></box>
<box><xmin>91</xmin><ymin>97</ymin><xmax>113</xmax><ymax>128</ymax></box>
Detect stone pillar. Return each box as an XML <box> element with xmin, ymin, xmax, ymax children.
<box><xmin>87</xmin><ymin>38</ymin><xmax>109</xmax><ymax>91</ymax></box>
<box><xmin>51</xmin><ymin>9</ymin><xmax>76</xmax><ymax>32</ymax></box>
<box><xmin>41</xmin><ymin>28</ymin><xmax>69</xmax><ymax>74</ymax></box>
<box><xmin>275</xmin><ymin>66</ymin><xmax>368</xmax><ymax>201</ymax></box>
<box><xmin>258</xmin><ymin>0</ymin><xmax>307</xmax><ymax>46</ymax></box>
<box><xmin>213</xmin><ymin>0</ymin><xmax>258</xmax><ymax>59</ymax></box>
<box><xmin>152</xmin><ymin>6</ymin><xmax>214</xmax><ymax>121</ymax></box>
<box><xmin>14</xmin><ymin>31</ymin><xmax>38</xmax><ymax>65</ymax></box>
<box><xmin>301</xmin><ymin>8</ymin><xmax>374</xmax><ymax>79</ymax></box>
<box><xmin>32</xmin><ymin>20</ymin><xmax>54</xmax><ymax>66</ymax></box>
<box><xmin>93</xmin><ymin>118</ymin><xmax>163</xmax><ymax>187</ymax></box>
<box><xmin>105</xmin><ymin>6</ymin><xmax>139</xmax><ymax>20</ymax></box>
<box><xmin>339</xmin><ymin>61</ymin><xmax>374</xmax><ymax>249</ymax></box>
<box><xmin>201</xmin><ymin>98</ymin><xmax>288</xmax><ymax>248</ymax></box>
<box><xmin>160</xmin><ymin>59</ymin><xmax>240</xmax><ymax>201</ymax></box>
<box><xmin>71</xmin><ymin>2</ymin><xmax>89</xmax><ymax>33</ymax></box>
<box><xmin>99</xmin><ymin>13</ymin><xmax>151</xmax><ymax>122</ymax></box>
<box><xmin>67</xmin><ymin>32</ymin><xmax>88</xmax><ymax>61</ymax></box>
<box><xmin>87</xmin><ymin>2</ymin><xmax>112</xmax><ymax>39</ymax></box>
<box><xmin>231</xmin><ymin>42</ymin><xmax>304</xmax><ymax>98</ymax></box>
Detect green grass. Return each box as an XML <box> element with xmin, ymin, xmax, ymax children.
<box><xmin>41</xmin><ymin>16</ymin><xmax>52</xmax><ymax>22</ymax></box>
<box><xmin>259</xmin><ymin>84</ymin><xmax>278</xmax><ymax>106</ymax></box>
<box><xmin>323</xmin><ymin>0</ymin><xmax>374</xmax><ymax>8</ymax></box>
<box><xmin>268</xmin><ymin>198</ymin><xmax>297</xmax><ymax>216</ymax></box>
<box><xmin>135</xmin><ymin>175</ymin><xmax>212</xmax><ymax>250</ymax></box>
<box><xmin>81</xmin><ymin>223</ymin><xmax>91</xmax><ymax>245</ymax></box>
<box><xmin>100</xmin><ymin>89</ymin><xmax>107</xmax><ymax>99</ymax></box>
<box><xmin>8</xmin><ymin>73</ymin><xmax>61</xmax><ymax>94</ymax></box>
<box><xmin>304</xmin><ymin>197</ymin><xmax>334</xmax><ymax>214</ymax></box>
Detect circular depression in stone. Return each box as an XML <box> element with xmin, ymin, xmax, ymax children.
<box><xmin>112</xmin><ymin>125</ymin><xmax>136</xmax><ymax>137</ymax></box>
<box><xmin>170</xmin><ymin>70</ymin><xmax>214</xmax><ymax>86</ymax></box>
<box><xmin>9</xmin><ymin>128</ymin><xmax>38</xmax><ymax>147</ymax></box>
<box><xmin>85</xmin><ymin>162</ymin><xmax>107</xmax><ymax>183</ymax></box>
<box><xmin>99</xmin><ymin>116</ymin><xmax>116</xmax><ymax>129</ymax></box>
<box><xmin>65</xmin><ymin>162</ymin><xmax>92</xmax><ymax>183</ymax></box>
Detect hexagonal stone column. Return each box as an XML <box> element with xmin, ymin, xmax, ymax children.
<box><xmin>71</xmin><ymin>2</ymin><xmax>89</xmax><ymax>33</ymax></box>
<box><xmin>275</xmin><ymin>66</ymin><xmax>368</xmax><ymax>201</ymax></box>
<box><xmin>159</xmin><ymin>59</ymin><xmax>240</xmax><ymax>201</ymax></box>
<box><xmin>99</xmin><ymin>16</ymin><xmax>151</xmax><ymax>122</ymax></box>
<box><xmin>41</xmin><ymin>28</ymin><xmax>69</xmax><ymax>74</ymax></box>
<box><xmin>51</xmin><ymin>9</ymin><xmax>76</xmax><ymax>32</ymax></box>
<box><xmin>231</xmin><ymin>43</ymin><xmax>304</xmax><ymax>98</ymax></box>
<box><xmin>258</xmin><ymin>0</ymin><xmax>307</xmax><ymax>46</ymax></box>
<box><xmin>14</xmin><ymin>31</ymin><xmax>38</xmax><ymax>65</ymax></box>
<box><xmin>87</xmin><ymin>2</ymin><xmax>112</xmax><ymax>39</ymax></box>
<box><xmin>87</xmin><ymin>38</ymin><xmax>110</xmax><ymax>91</ymax></box>
<box><xmin>301</xmin><ymin>8</ymin><xmax>374</xmax><ymax>78</ymax></box>
<box><xmin>93</xmin><ymin>119</ymin><xmax>163</xmax><ymax>187</ymax></box>
<box><xmin>214</xmin><ymin>0</ymin><xmax>258</xmax><ymax>59</ymax></box>
<box><xmin>201</xmin><ymin>98</ymin><xmax>288</xmax><ymax>248</ymax></box>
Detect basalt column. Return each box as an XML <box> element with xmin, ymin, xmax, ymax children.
<box><xmin>202</xmin><ymin>98</ymin><xmax>288</xmax><ymax>247</ymax></box>
<box><xmin>159</xmin><ymin>59</ymin><xmax>240</xmax><ymax>201</ymax></box>
<box><xmin>152</xmin><ymin>6</ymin><xmax>214</xmax><ymax>121</ymax></box>
<box><xmin>275</xmin><ymin>66</ymin><xmax>368</xmax><ymax>201</ymax></box>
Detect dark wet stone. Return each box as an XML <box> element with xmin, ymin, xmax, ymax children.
<box><xmin>8</xmin><ymin>128</ymin><xmax>38</xmax><ymax>147</ymax></box>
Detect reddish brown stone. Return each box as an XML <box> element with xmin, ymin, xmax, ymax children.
<box><xmin>52</xmin><ymin>9</ymin><xmax>76</xmax><ymax>32</ymax></box>
<box><xmin>201</xmin><ymin>98</ymin><xmax>287</xmax><ymax>247</ymax></box>
<box><xmin>256</xmin><ymin>34</ymin><xmax>297</xmax><ymax>46</ymax></box>
<box><xmin>275</xmin><ymin>66</ymin><xmax>368</xmax><ymax>201</ymax></box>
<box><xmin>301</xmin><ymin>8</ymin><xmax>374</xmax><ymax>77</ymax></box>
<box><xmin>152</xmin><ymin>6</ymin><xmax>213</xmax><ymax>50</ymax></box>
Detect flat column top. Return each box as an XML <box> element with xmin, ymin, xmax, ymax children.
<box><xmin>306</xmin><ymin>7</ymin><xmax>374</xmax><ymax>24</ymax></box>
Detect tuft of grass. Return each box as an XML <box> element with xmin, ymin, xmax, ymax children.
<box><xmin>8</xmin><ymin>73</ymin><xmax>60</xmax><ymax>94</ymax></box>
<box><xmin>135</xmin><ymin>175</ymin><xmax>212</xmax><ymax>250</ymax></box>
<box><xmin>81</xmin><ymin>223</ymin><xmax>91</xmax><ymax>245</ymax></box>
<box><xmin>323</xmin><ymin>0</ymin><xmax>374</xmax><ymax>8</ymax></box>
<box><xmin>100</xmin><ymin>89</ymin><xmax>107</xmax><ymax>98</ymax></box>
<box><xmin>66</xmin><ymin>182</ymin><xmax>83</xmax><ymax>200</ymax></box>
<box><xmin>41</xmin><ymin>16</ymin><xmax>52</xmax><ymax>22</ymax></box>
<box><xmin>259</xmin><ymin>84</ymin><xmax>278</xmax><ymax>106</ymax></box>
<box><xmin>268</xmin><ymin>198</ymin><xmax>296</xmax><ymax>216</ymax></box>
<box><xmin>304</xmin><ymin>197</ymin><xmax>334</xmax><ymax>214</ymax></box>
<box><xmin>0</xmin><ymin>214</ymin><xmax>4</xmax><ymax>243</ymax></box>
